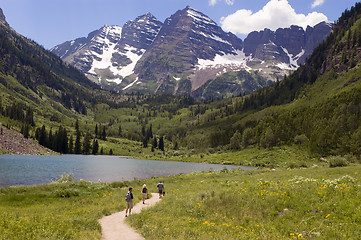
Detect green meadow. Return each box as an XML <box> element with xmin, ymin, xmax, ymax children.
<box><xmin>1</xmin><ymin>164</ymin><xmax>361</xmax><ymax>239</ymax></box>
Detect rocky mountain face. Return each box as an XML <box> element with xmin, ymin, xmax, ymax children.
<box><xmin>0</xmin><ymin>8</ymin><xmax>6</xmax><ymax>23</ymax></box>
<box><xmin>132</xmin><ymin>6</ymin><xmax>246</xmax><ymax>94</ymax></box>
<box><xmin>245</xmin><ymin>22</ymin><xmax>332</xmax><ymax>68</ymax></box>
<box><xmin>51</xmin><ymin>13</ymin><xmax>162</xmax><ymax>85</ymax></box>
<box><xmin>51</xmin><ymin>6</ymin><xmax>332</xmax><ymax>98</ymax></box>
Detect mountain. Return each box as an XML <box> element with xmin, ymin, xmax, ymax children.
<box><xmin>131</xmin><ymin>6</ymin><xmax>245</xmax><ymax>95</ymax></box>
<box><xmin>197</xmin><ymin>2</ymin><xmax>361</xmax><ymax>157</ymax></box>
<box><xmin>244</xmin><ymin>21</ymin><xmax>332</xmax><ymax>70</ymax></box>
<box><xmin>0</xmin><ymin>7</ymin><xmax>120</xmax><ymax>124</ymax></box>
<box><xmin>51</xmin><ymin>13</ymin><xmax>162</xmax><ymax>86</ymax></box>
<box><xmin>52</xmin><ymin>6</ymin><xmax>332</xmax><ymax>98</ymax></box>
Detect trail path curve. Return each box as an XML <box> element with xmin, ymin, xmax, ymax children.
<box><xmin>99</xmin><ymin>193</ymin><xmax>161</xmax><ymax>240</ymax></box>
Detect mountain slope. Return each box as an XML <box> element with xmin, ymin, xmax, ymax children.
<box><xmin>184</xmin><ymin>2</ymin><xmax>361</xmax><ymax>157</ymax></box>
<box><xmin>52</xmin><ymin>6</ymin><xmax>332</xmax><ymax>98</ymax></box>
<box><xmin>0</xmin><ymin>7</ymin><xmax>124</xmax><ymax>124</ymax></box>
<box><xmin>51</xmin><ymin>13</ymin><xmax>162</xmax><ymax>86</ymax></box>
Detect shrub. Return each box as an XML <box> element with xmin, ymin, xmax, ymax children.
<box><xmin>54</xmin><ymin>189</ymin><xmax>80</xmax><ymax>198</ymax></box>
<box><xmin>329</xmin><ymin>156</ymin><xmax>349</xmax><ymax>168</ymax></box>
<box><xmin>293</xmin><ymin>134</ymin><xmax>309</xmax><ymax>145</ymax></box>
<box><xmin>54</xmin><ymin>173</ymin><xmax>74</xmax><ymax>183</ymax></box>
<box><xmin>287</xmin><ymin>161</ymin><xmax>308</xmax><ymax>169</ymax></box>
<box><xmin>109</xmin><ymin>180</ymin><xmax>130</xmax><ymax>188</ymax></box>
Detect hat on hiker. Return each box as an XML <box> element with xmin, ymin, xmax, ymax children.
<box><xmin>143</xmin><ymin>184</ymin><xmax>146</xmax><ymax>187</ymax></box>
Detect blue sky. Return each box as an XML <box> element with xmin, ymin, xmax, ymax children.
<box><xmin>0</xmin><ymin>0</ymin><xmax>359</xmax><ymax>49</ymax></box>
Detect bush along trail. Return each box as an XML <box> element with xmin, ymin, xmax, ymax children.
<box><xmin>99</xmin><ymin>193</ymin><xmax>161</xmax><ymax>240</ymax></box>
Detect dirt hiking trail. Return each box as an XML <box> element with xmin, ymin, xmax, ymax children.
<box><xmin>99</xmin><ymin>193</ymin><xmax>161</xmax><ymax>240</ymax></box>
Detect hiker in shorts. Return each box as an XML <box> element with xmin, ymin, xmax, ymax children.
<box><xmin>141</xmin><ymin>184</ymin><xmax>148</xmax><ymax>204</ymax></box>
<box><xmin>157</xmin><ymin>181</ymin><xmax>164</xmax><ymax>199</ymax></box>
<box><xmin>125</xmin><ymin>187</ymin><xmax>133</xmax><ymax>217</ymax></box>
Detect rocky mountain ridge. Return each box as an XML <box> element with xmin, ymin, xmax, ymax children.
<box><xmin>51</xmin><ymin>6</ymin><xmax>332</xmax><ymax>98</ymax></box>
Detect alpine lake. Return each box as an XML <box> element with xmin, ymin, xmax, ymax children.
<box><xmin>0</xmin><ymin>154</ymin><xmax>254</xmax><ymax>187</ymax></box>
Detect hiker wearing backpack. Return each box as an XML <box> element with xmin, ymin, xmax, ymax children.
<box><xmin>125</xmin><ymin>187</ymin><xmax>133</xmax><ymax>217</ymax></box>
<box><xmin>141</xmin><ymin>184</ymin><xmax>148</xmax><ymax>204</ymax></box>
<box><xmin>157</xmin><ymin>181</ymin><xmax>164</xmax><ymax>199</ymax></box>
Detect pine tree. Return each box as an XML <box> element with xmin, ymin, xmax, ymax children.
<box><xmin>102</xmin><ymin>126</ymin><xmax>107</xmax><ymax>141</ymax></box>
<box><xmin>39</xmin><ymin>125</ymin><xmax>47</xmax><ymax>146</ymax></box>
<box><xmin>68</xmin><ymin>135</ymin><xmax>74</xmax><ymax>154</ymax></box>
<box><xmin>142</xmin><ymin>137</ymin><xmax>148</xmax><ymax>148</ymax></box>
<box><xmin>118</xmin><ymin>125</ymin><xmax>122</xmax><ymax>137</ymax></box>
<box><xmin>92</xmin><ymin>139</ymin><xmax>99</xmax><ymax>155</ymax></box>
<box><xmin>74</xmin><ymin>121</ymin><xmax>82</xmax><ymax>154</ymax></box>
<box><xmin>100</xmin><ymin>147</ymin><xmax>104</xmax><ymax>155</ymax></box>
<box><xmin>109</xmin><ymin>149</ymin><xmax>113</xmax><ymax>155</ymax></box>
<box><xmin>159</xmin><ymin>136</ymin><xmax>164</xmax><ymax>151</ymax></box>
<box><xmin>152</xmin><ymin>137</ymin><xmax>158</xmax><ymax>149</ymax></box>
<box><xmin>83</xmin><ymin>132</ymin><xmax>92</xmax><ymax>155</ymax></box>
<box><xmin>141</xmin><ymin>126</ymin><xmax>146</xmax><ymax>137</ymax></box>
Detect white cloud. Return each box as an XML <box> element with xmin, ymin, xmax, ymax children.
<box><xmin>311</xmin><ymin>0</ymin><xmax>326</xmax><ymax>9</ymax></box>
<box><xmin>209</xmin><ymin>0</ymin><xmax>218</xmax><ymax>6</ymax></box>
<box><xmin>209</xmin><ymin>0</ymin><xmax>234</xmax><ymax>6</ymax></box>
<box><xmin>220</xmin><ymin>0</ymin><xmax>328</xmax><ymax>35</ymax></box>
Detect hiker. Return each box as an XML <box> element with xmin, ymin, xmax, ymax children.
<box><xmin>141</xmin><ymin>184</ymin><xmax>148</xmax><ymax>204</ymax></box>
<box><xmin>125</xmin><ymin>187</ymin><xmax>133</xmax><ymax>217</ymax></box>
<box><xmin>157</xmin><ymin>181</ymin><xmax>164</xmax><ymax>199</ymax></box>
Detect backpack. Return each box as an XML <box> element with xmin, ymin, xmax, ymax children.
<box><xmin>125</xmin><ymin>192</ymin><xmax>131</xmax><ymax>201</ymax></box>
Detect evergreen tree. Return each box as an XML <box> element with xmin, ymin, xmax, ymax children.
<box><xmin>152</xmin><ymin>137</ymin><xmax>158</xmax><ymax>149</ymax></box>
<box><xmin>100</xmin><ymin>147</ymin><xmax>104</xmax><ymax>155</ymax></box>
<box><xmin>83</xmin><ymin>132</ymin><xmax>92</xmax><ymax>155</ymax></box>
<box><xmin>60</xmin><ymin>127</ymin><xmax>69</xmax><ymax>154</ymax></box>
<box><xmin>109</xmin><ymin>149</ymin><xmax>113</xmax><ymax>155</ymax></box>
<box><xmin>142</xmin><ymin>137</ymin><xmax>148</xmax><ymax>148</ymax></box>
<box><xmin>118</xmin><ymin>125</ymin><xmax>122</xmax><ymax>137</ymax></box>
<box><xmin>141</xmin><ymin>125</ymin><xmax>146</xmax><ymax>137</ymax></box>
<box><xmin>68</xmin><ymin>135</ymin><xmax>74</xmax><ymax>154</ymax></box>
<box><xmin>39</xmin><ymin>125</ymin><xmax>47</xmax><ymax>146</ymax></box>
<box><xmin>25</xmin><ymin>107</ymin><xmax>34</xmax><ymax>126</ymax></box>
<box><xmin>48</xmin><ymin>128</ymin><xmax>53</xmax><ymax>149</ymax></box>
<box><xmin>92</xmin><ymin>139</ymin><xmax>99</xmax><ymax>155</ymax></box>
<box><xmin>159</xmin><ymin>136</ymin><xmax>164</xmax><ymax>151</ymax></box>
<box><xmin>102</xmin><ymin>126</ymin><xmax>107</xmax><ymax>141</ymax></box>
<box><xmin>74</xmin><ymin>121</ymin><xmax>82</xmax><ymax>154</ymax></box>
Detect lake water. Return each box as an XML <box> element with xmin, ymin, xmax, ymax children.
<box><xmin>0</xmin><ymin>155</ymin><xmax>254</xmax><ymax>187</ymax></box>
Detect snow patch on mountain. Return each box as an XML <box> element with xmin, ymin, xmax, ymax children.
<box><xmin>278</xmin><ymin>47</ymin><xmax>305</xmax><ymax>70</ymax></box>
<box><xmin>118</xmin><ymin>46</ymin><xmax>145</xmax><ymax>78</ymax></box>
<box><xmin>196</xmin><ymin>50</ymin><xmax>252</xmax><ymax>71</ymax></box>
<box><xmin>186</xmin><ymin>7</ymin><xmax>216</xmax><ymax>26</ymax></box>
<box><xmin>123</xmin><ymin>77</ymin><xmax>139</xmax><ymax>90</ymax></box>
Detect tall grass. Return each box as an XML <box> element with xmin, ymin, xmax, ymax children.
<box><xmin>0</xmin><ymin>180</ymin><xmax>141</xmax><ymax>239</ymax></box>
<box><xmin>2</xmin><ymin>165</ymin><xmax>361</xmax><ymax>239</ymax></box>
<box><xmin>128</xmin><ymin>166</ymin><xmax>361</xmax><ymax>239</ymax></box>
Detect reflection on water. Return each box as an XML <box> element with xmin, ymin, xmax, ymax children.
<box><xmin>0</xmin><ymin>155</ymin><xmax>254</xmax><ymax>187</ymax></box>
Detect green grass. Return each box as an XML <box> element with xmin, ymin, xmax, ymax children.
<box><xmin>1</xmin><ymin>165</ymin><xmax>361</xmax><ymax>239</ymax></box>
<box><xmin>128</xmin><ymin>165</ymin><xmax>361</xmax><ymax>240</ymax></box>
<box><xmin>140</xmin><ymin>145</ymin><xmax>316</xmax><ymax>168</ymax></box>
<box><xmin>0</xmin><ymin>179</ymin><xmax>143</xmax><ymax>240</ymax></box>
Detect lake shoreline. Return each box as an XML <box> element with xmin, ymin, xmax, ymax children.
<box><xmin>0</xmin><ymin>155</ymin><xmax>253</xmax><ymax>188</ymax></box>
